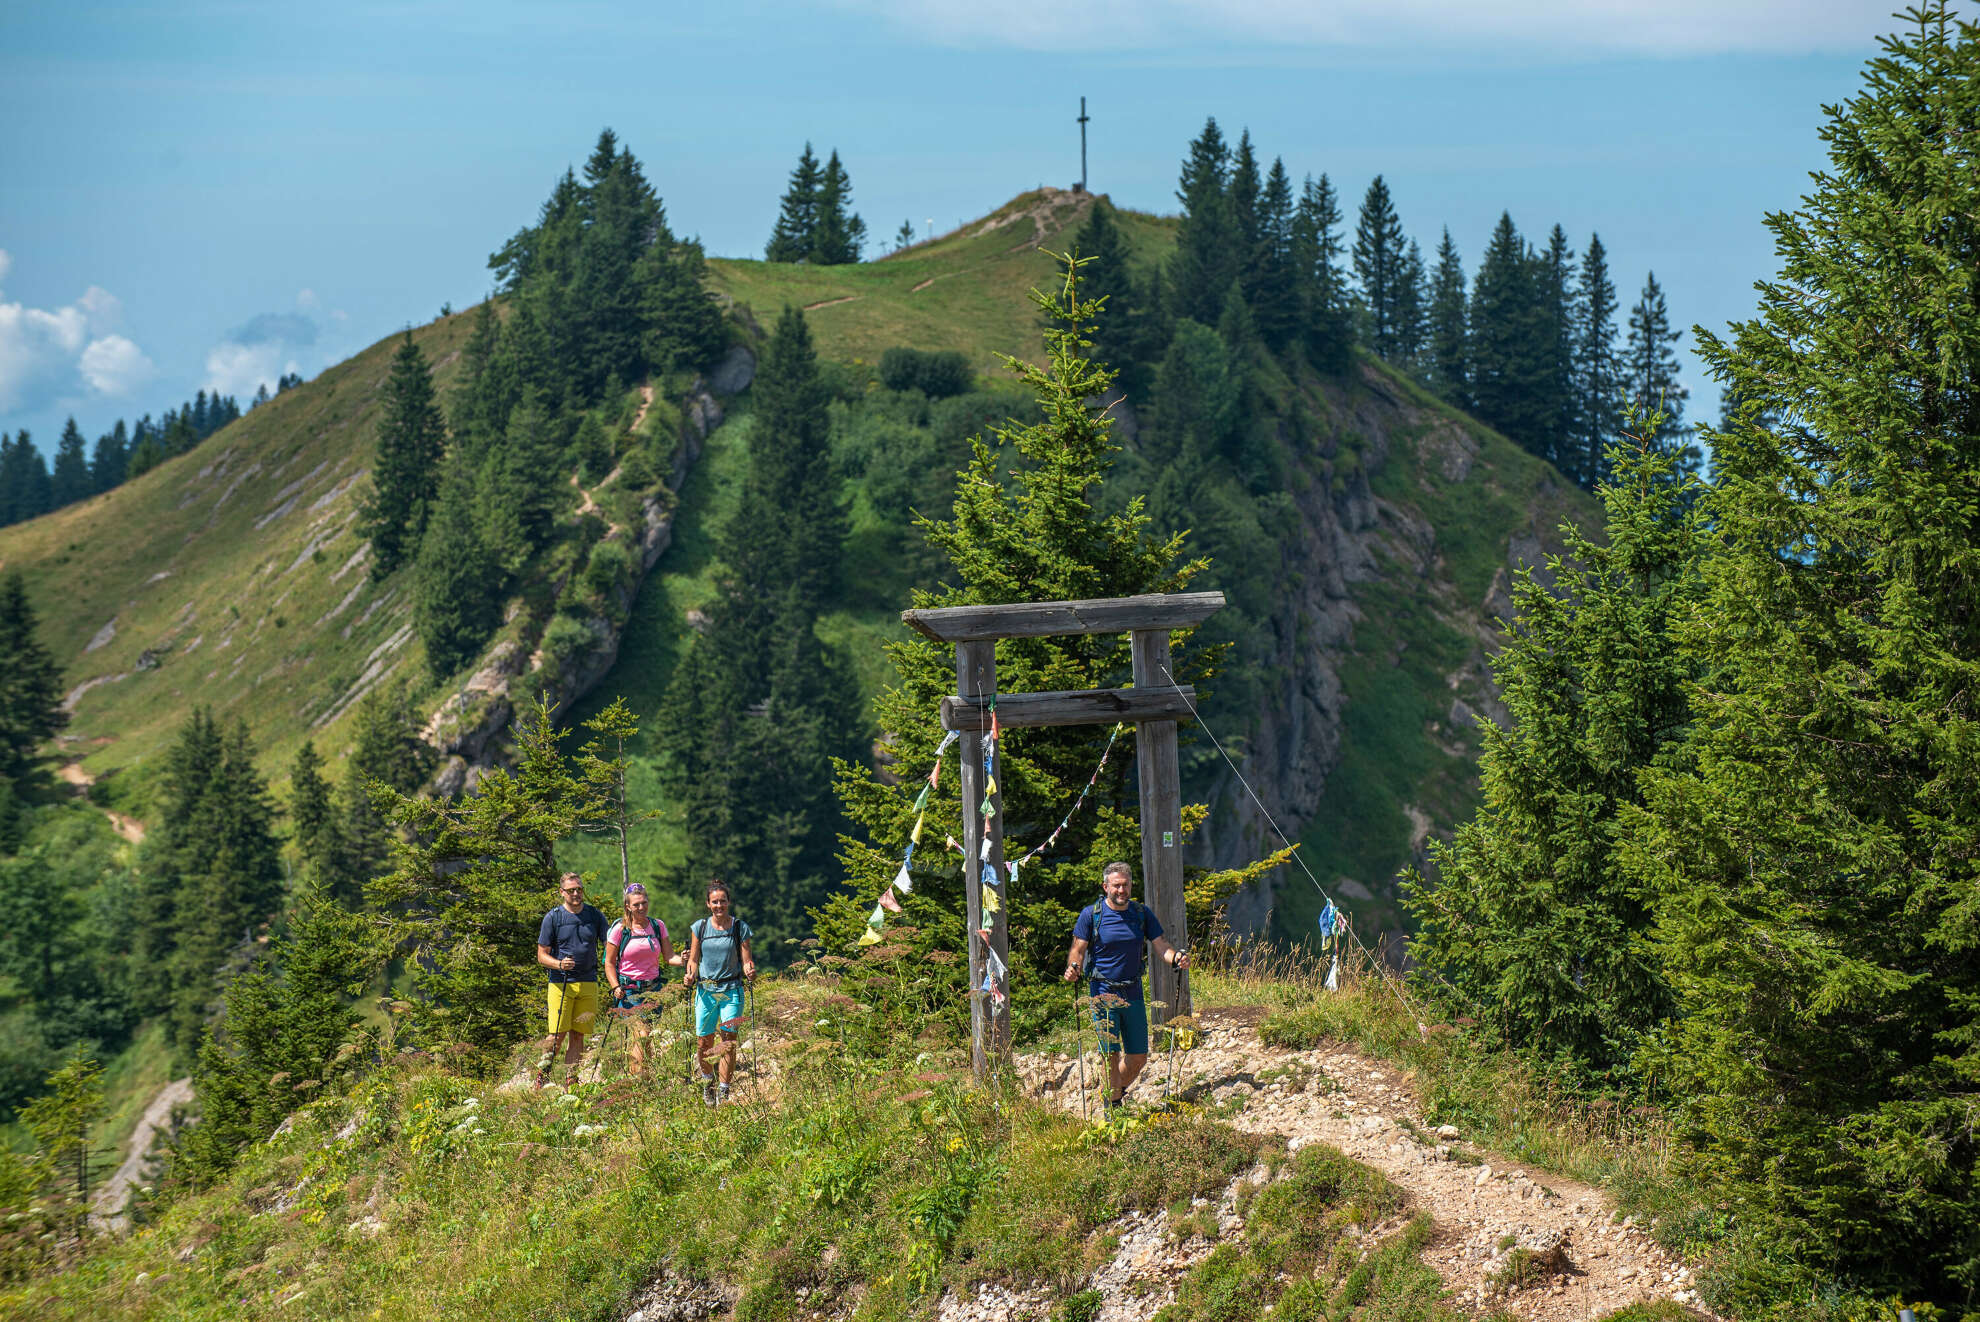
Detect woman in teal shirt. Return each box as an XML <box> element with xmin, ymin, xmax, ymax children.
<box><xmin>684</xmin><ymin>879</ymin><xmax>755</xmax><ymax>1105</ymax></box>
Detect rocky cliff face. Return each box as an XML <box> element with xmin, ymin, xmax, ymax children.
<box><xmin>425</xmin><ymin>345</ymin><xmax>755</xmax><ymax>794</ymax></box>
<box><xmin>1191</xmin><ymin>363</ymin><xmax>1583</xmax><ymax>945</ymax></box>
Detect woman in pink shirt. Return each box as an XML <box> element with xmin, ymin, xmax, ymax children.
<box><xmin>605</xmin><ymin>883</ymin><xmax>681</xmax><ymax>1078</ymax></box>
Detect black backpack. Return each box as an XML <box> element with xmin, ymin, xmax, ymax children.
<box><xmin>1079</xmin><ymin>898</ymin><xmax>1151</xmax><ymax>986</ymax></box>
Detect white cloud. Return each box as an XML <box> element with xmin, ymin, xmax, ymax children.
<box><xmin>836</xmin><ymin>0</ymin><xmax>1900</xmax><ymax>55</ymax></box>
<box><xmin>80</xmin><ymin>335</ymin><xmax>156</xmax><ymax>396</ymax></box>
<box><xmin>0</xmin><ymin>255</ymin><xmax>155</xmax><ymax>414</ymax></box>
<box><xmin>204</xmin><ymin>341</ymin><xmax>300</xmax><ymax>399</ymax></box>
<box><xmin>296</xmin><ymin>287</ymin><xmax>319</xmax><ymax>311</ymax></box>
<box><xmin>76</xmin><ymin>285</ymin><xmax>123</xmax><ymax>335</ymax></box>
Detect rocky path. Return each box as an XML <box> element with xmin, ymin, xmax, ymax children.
<box><xmin>92</xmin><ymin>1077</ymin><xmax>191</xmax><ymax>1233</ymax></box>
<box><xmin>57</xmin><ymin>760</ymin><xmax>145</xmax><ymax>842</ymax></box>
<box><xmin>1014</xmin><ymin>1008</ymin><xmax>1710</xmax><ymax>1321</ymax></box>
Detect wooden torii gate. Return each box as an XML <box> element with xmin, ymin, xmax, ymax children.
<box><xmin>901</xmin><ymin>590</ymin><xmax>1227</xmax><ymax>1077</ymax></box>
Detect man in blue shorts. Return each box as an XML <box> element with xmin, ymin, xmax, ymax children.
<box><xmin>1063</xmin><ymin>860</ymin><xmax>1189</xmax><ymax>1114</ymax></box>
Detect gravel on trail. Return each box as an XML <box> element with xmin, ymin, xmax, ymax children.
<box><xmin>1012</xmin><ymin>1008</ymin><xmax>1714</xmax><ymax>1322</ymax></box>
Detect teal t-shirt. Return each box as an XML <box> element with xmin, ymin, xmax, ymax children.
<box><xmin>692</xmin><ymin>917</ymin><xmax>752</xmax><ymax>987</ymax></box>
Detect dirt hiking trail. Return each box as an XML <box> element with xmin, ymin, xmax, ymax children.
<box><xmin>1015</xmin><ymin>1009</ymin><xmax>1712</xmax><ymax>1322</ymax></box>
<box><xmin>57</xmin><ymin>760</ymin><xmax>145</xmax><ymax>843</ymax></box>
<box><xmin>93</xmin><ymin>1077</ymin><xmax>191</xmax><ymax>1233</ymax></box>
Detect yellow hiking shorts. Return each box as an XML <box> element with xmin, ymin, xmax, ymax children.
<box><xmin>546</xmin><ymin>980</ymin><xmax>599</xmax><ymax>1035</ymax></box>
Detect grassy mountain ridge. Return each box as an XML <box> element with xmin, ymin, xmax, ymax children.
<box><xmin>1</xmin><ymin>185</ymin><xmax>1592</xmax><ymax>946</ymax></box>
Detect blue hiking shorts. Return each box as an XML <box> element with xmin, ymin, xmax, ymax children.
<box><xmin>1093</xmin><ymin>997</ymin><xmax>1149</xmax><ymax>1056</ymax></box>
<box><xmin>695</xmin><ymin>982</ymin><xmax>747</xmax><ymax>1037</ymax></box>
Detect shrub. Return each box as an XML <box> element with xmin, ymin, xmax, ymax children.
<box><xmin>582</xmin><ymin>539</ymin><xmax>633</xmax><ymax>598</ymax></box>
<box><xmin>878</xmin><ymin>347</ymin><xmax>974</xmax><ymax>399</ymax></box>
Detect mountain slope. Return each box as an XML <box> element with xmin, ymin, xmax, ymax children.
<box><xmin>672</xmin><ymin>188</ymin><xmax>1591</xmax><ymax>942</ymax></box>
<box><xmin>1</xmin><ymin>187</ymin><xmax>1593</xmax><ymax>945</ymax></box>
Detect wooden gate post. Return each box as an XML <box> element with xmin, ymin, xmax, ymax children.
<box><xmin>1131</xmin><ymin>629</ymin><xmax>1188</xmax><ymax>1023</ymax></box>
<box><xmin>903</xmin><ymin>593</ymin><xmax>1225</xmax><ymax>1076</ymax></box>
<box><xmin>955</xmin><ymin>639</ymin><xmax>1009</xmax><ymax>1075</ymax></box>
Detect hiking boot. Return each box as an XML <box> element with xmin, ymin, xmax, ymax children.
<box><xmin>718</xmin><ymin>1083</ymin><xmax>732</xmax><ymax>1106</ymax></box>
<box><xmin>701</xmin><ymin>1076</ymin><xmax>718</xmax><ymax>1107</ymax></box>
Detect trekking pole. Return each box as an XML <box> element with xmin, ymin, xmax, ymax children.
<box><xmin>747</xmin><ymin>979</ymin><xmax>760</xmax><ymax>1098</ymax></box>
<box><xmin>1073</xmin><ymin>990</ymin><xmax>1089</xmax><ymax>1123</ymax></box>
<box><xmin>684</xmin><ymin>984</ymin><xmax>697</xmax><ymax>1088</ymax></box>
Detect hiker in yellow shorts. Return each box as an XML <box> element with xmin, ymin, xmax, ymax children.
<box><xmin>535</xmin><ymin>872</ymin><xmax>609</xmax><ymax>1089</ymax></box>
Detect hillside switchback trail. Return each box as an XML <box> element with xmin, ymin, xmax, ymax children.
<box><xmin>1015</xmin><ymin>1009</ymin><xmax>1711</xmax><ymax>1321</ymax></box>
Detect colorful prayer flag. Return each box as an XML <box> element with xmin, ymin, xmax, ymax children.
<box><xmin>980</xmin><ymin>795</ymin><xmax>996</xmax><ymax>818</ymax></box>
<box><xmin>913</xmin><ymin>785</ymin><xmax>930</xmax><ymax>812</ymax></box>
<box><xmin>1325</xmin><ymin>953</ymin><xmax>1339</xmax><ymax>991</ymax></box>
<box><xmin>868</xmin><ymin>903</ymin><xmax>887</xmax><ymax>928</ymax></box>
<box><xmin>985</xmin><ymin>775</ymin><xmax>997</xmax><ymax>797</ymax></box>
<box><xmin>878</xmin><ymin>888</ymin><xmax>903</xmax><ymax>914</ymax></box>
<box><xmin>981</xmin><ymin>884</ymin><xmax>1001</xmax><ymax>915</ymax></box>
<box><xmin>911</xmin><ymin>813</ymin><xmax>925</xmax><ymax>844</ymax></box>
<box><xmin>893</xmin><ymin>864</ymin><xmax>913</xmax><ymax>893</ymax></box>
<box><xmin>857</xmin><ymin>927</ymin><xmax>882</xmax><ymax>947</ymax></box>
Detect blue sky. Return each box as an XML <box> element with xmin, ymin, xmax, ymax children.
<box><xmin>0</xmin><ymin>0</ymin><xmax>1913</xmax><ymax>450</ymax></box>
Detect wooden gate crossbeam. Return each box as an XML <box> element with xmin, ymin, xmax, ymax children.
<box><xmin>903</xmin><ymin>591</ymin><xmax>1225</xmax><ymax>1079</ymax></box>
<box><xmin>939</xmin><ymin>685</ymin><xmax>1197</xmax><ymax>731</ymax></box>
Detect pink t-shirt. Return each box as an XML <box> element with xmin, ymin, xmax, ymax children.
<box><xmin>607</xmin><ymin>919</ymin><xmax>667</xmax><ymax>982</ymax></box>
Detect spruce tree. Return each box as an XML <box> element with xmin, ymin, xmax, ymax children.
<box><xmin>1624</xmin><ymin>273</ymin><xmax>1693</xmax><ymax>470</ymax></box>
<box><xmin>359</xmin><ymin>333</ymin><xmax>448</xmax><ymax>580</ymax></box>
<box><xmin>812</xmin><ymin>150</ymin><xmax>867</xmax><ymax>265</ymax></box>
<box><xmin>1394</xmin><ymin>237</ymin><xmax>1428</xmax><ymax>365</ymax></box>
<box><xmin>414</xmin><ymin>463</ymin><xmax>503</xmax><ymax>681</ymax></box>
<box><xmin>90</xmin><ymin>421</ymin><xmax>127</xmax><ymax>494</ymax></box>
<box><xmin>135</xmin><ymin>710</ymin><xmax>222</xmax><ymax>1013</ymax></box>
<box><xmin>1469</xmin><ymin>212</ymin><xmax>1548</xmax><ymax>454</ymax></box>
<box><xmin>1574</xmin><ymin>234</ymin><xmax>1622</xmax><ymax>489</ymax></box>
<box><xmin>158</xmin><ymin>717</ymin><xmax>283</xmax><ymax>1051</ymax></box>
<box><xmin>1070</xmin><ymin>199</ymin><xmax>1147</xmax><ymax>398</ymax></box>
<box><xmin>328</xmin><ymin>684</ymin><xmax>434</xmax><ymax>903</ymax></box>
<box><xmin>1168</xmin><ymin>118</ymin><xmax>1239</xmax><ymax>326</ymax></box>
<box><xmin>894</xmin><ymin>219</ymin><xmax>915</xmax><ymax>252</ymax></box>
<box><xmin>1353</xmin><ymin>176</ymin><xmax>1407</xmax><ymax>360</ymax></box>
<box><xmin>1535</xmin><ymin>225</ymin><xmax>1581</xmax><ymax>473</ymax></box>
<box><xmin>479</xmin><ymin>384</ymin><xmax>565</xmax><ymax>571</ymax></box>
<box><xmin>449</xmin><ymin>299</ymin><xmax>512</xmax><ymax>455</ymax></box>
<box><xmin>172</xmin><ymin>891</ymin><xmax>363</xmax><ymax>1190</ymax></box>
<box><xmin>1426</xmin><ymin>229</ymin><xmax>1470</xmax><ymax>406</ymax></box>
<box><xmin>1291</xmin><ymin>174</ymin><xmax>1352</xmax><ymax>372</ymax></box>
<box><xmin>50</xmin><ymin>419</ymin><xmax>90</xmax><ymax>508</ymax></box>
<box><xmin>0</xmin><ymin>432</ymin><xmax>51</xmax><ymax>525</ymax></box>
<box><xmin>0</xmin><ymin>571</ymin><xmax>68</xmax><ymax>777</ymax></box>
<box><xmin>1407</xmin><ymin>434</ymin><xmax>1703</xmax><ymax>1074</ymax></box>
<box><xmin>1628</xmin><ymin>9</ymin><xmax>1980</xmax><ymax>1289</ymax></box>
<box><xmin>765</xmin><ymin>143</ymin><xmax>823</xmax><ymax>262</ymax></box>
<box><xmin>369</xmin><ymin>697</ymin><xmax>594</xmax><ymax>1065</ymax></box>
<box><xmin>124</xmin><ymin>430</ymin><xmax>165</xmax><ymax>481</ymax></box>
<box><xmin>288</xmin><ymin>740</ymin><xmax>335</xmax><ymax>877</ymax></box>
<box><xmin>1228</xmin><ymin>129</ymin><xmax>1263</xmax><ymax>283</ymax></box>
<box><xmin>1250</xmin><ymin>158</ymin><xmax>1300</xmax><ymax>352</ymax></box>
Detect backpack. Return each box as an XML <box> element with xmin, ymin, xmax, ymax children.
<box><xmin>693</xmin><ymin>917</ymin><xmax>748</xmax><ymax>986</ymax></box>
<box><xmin>1079</xmin><ymin>898</ymin><xmax>1150</xmax><ymax>986</ymax></box>
<box><xmin>609</xmin><ymin>920</ymin><xmax>666</xmax><ymax>983</ymax></box>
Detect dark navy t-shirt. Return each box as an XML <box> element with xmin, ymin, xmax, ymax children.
<box><xmin>1074</xmin><ymin>901</ymin><xmax>1164</xmax><ymax>1002</ymax></box>
<box><xmin>538</xmin><ymin>904</ymin><xmax>608</xmax><ymax>983</ymax></box>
